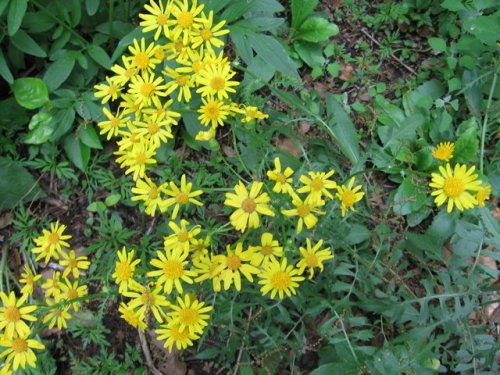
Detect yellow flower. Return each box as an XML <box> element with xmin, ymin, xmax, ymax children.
<box><xmin>281</xmin><ymin>193</ymin><xmax>325</xmax><ymax>234</ymax></box>
<box><xmin>19</xmin><ymin>265</ymin><xmax>41</xmax><ymax>297</ymax></box>
<box><xmin>249</xmin><ymin>232</ymin><xmax>283</xmax><ymax>267</ymax></box>
<box><xmin>110</xmin><ymin>56</ymin><xmax>138</xmax><ymax>86</ymax></box>
<box><xmin>156</xmin><ymin>317</ymin><xmax>200</xmax><ymax>352</ymax></box>
<box><xmin>119</xmin><ymin>139</ymin><xmax>157</xmax><ymax>181</ymax></box>
<box><xmin>134</xmin><ymin>113</ymin><xmax>174</xmax><ymax>148</ymax></box>
<box><xmin>197</xmin><ymin>96</ymin><xmax>230</xmax><ymax>128</ymax></box>
<box><xmin>97</xmin><ymin>107</ymin><xmax>129</xmax><ymax>140</ymax></box>
<box><xmin>0</xmin><ymin>292</ymin><xmax>37</xmax><ymax>339</ymax></box>
<box><xmin>168</xmin><ymin>294</ymin><xmax>212</xmax><ymax>334</ymax></box>
<box><xmin>224</xmin><ymin>181</ymin><xmax>275</xmax><ymax>232</ymax></box>
<box><xmin>432</xmin><ymin>141</ymin><xmax>455</xmax><ymax>162</ymax></box>
<box><xmin>196</xmin><ymin>61</ymin><xmax>239</xmax><ymax>100</ymax></box>
<box><xmin>128</xmin><ymin>71</ymin><xmax>167</xmax><ymax>108</ymax></box>
<box><xmin>41</xmin><ymin>271</ymin><xmax>62</xmax><ymax>300</ymax></box>
<box><xmin>162</xmin><ymin>174</ymin><xmax>204</xmax><ymax>219</ymax></box>
<box><xmin>32</xmin><ymin>221</ymin><xmax>72</xmax><ymax>263</ymax></box>
<box><xmin>147</xmin><ymin>247</ymin><xmax>196</xmax><ymax>294</ymax></box>
<box><xmin>123</xmin><ymin>284</ymin><xmax>171</xmax><ymax>324</ymax></box>
<box><xmin>336</xmin><ymin>178</ymin><xmax>365</xmax><ymax>217</ymax></box>
<box><xmin>112</xmin><ymin>247</ymin><xmax>142</xmax><ymax>294</ymax></box>
<box><xmin>429</xmin><ymin>163</ymin><xmax>482</xmax><ymax>213</ymax></box>
<box><xmin>0</xmin><ymin>332</ymin><xmax>45</xmax><ymax>371</ymax></box>
<box><xmin>191</xmin><ymin>10</ymin><xmax>229</xmax><ymax>51</ymax></box>
<box><xmin>59</xmin><ymin>250</ymin><xmax>90</xmax><ymax>279</ymax></box>
<box><xmin>118</xmin><ymin>302</ymin><xmax>147</xmax><ymax>331</ymax></box>
<box><xmin>190</xmin><ymin>236</ymin><xmax>211</xmax><ymax>261</ymax></box>
<box><xmin>59</xmin><ymin>279</ymin><xmax>88</xmax><ymax>312</ymax></box>
<box><xmin>258</xmin><ymin>258</ymin><xmax>304</xmax><ymax>299</ymax></box>
<box><xmin>163</xmin><ymin>219</ymin><xmax>202</xmax><ymax>253</ymax></box>
<box><xmin>142</xmin><ymin>98</ymin><xmax>181</xmax><ymax>124</ymax></box>
<box><xmin>297</xmin><ymin>239</ymin><xmax>334</xmax><ymax>279</ymax></box>
<box><xmin>128</xmin><ymin>37</ymin><xmax>160</xmax><ymax>72</ymax></box>
<box><xmin>266</xmin><ymin>157</ymin><xmax>294</xmax><ymax>194</ymax></box>
<box><xmin>139</xmin><ymin>0</ymin><xmax>174</xmax><ymax>40</ymax></box>
<box><xmin>193</xmin><ymin>253</ymin><xmax>225</xmax><ymax>290</ymax></box>
<box><xmin>131</xmin><ymin>176</ymin><xmax>168</xmax><ymax>216</ymax></box>
<box><xmin>476</xmin><ymin>185</ymin><xmax>491</xmax><ymax>207</ymax></box>
<box><xmin>195</xmin><ymin>127</ymin><xmax>216</xmax><ymax>141</ymax></box>
<box><xmin>94</xmin><ymin>76</ymin><xmax>121</xmax><ymax>104</ymax></box>
<box><xmin>298</xmin><ymin>170</ymin><xmax>337</xmax><ymax>204</ymax></box>
<box><xmin>163</xmin><ymin>67</ymin><xmax>195</xmax><ymax>102</ymax></box>
<box><xmin>170</xmin><ymin>0</ymin><xmax>204</xmax><ymax>45</ymax></box>
<box><xmin>216</xmin><ymin>243</ymin><xmax>260</xmax><ymax>291</ymax></box>
<box><xmin>42</xmin><ymin>300</ymin><xmax>73</xmax><ymax>330</ymax></box>
<box><xmin>236</xmin><ymin>105</ymin><xmax>269</xmax><ymax>123</ymax></box>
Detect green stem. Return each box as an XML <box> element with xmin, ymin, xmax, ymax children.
<box><xmin>480</xmin><ymin>72</ymin><xmax>497</xmax><ymax>173</ymax></box>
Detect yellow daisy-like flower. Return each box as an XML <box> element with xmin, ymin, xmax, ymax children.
<box><xmin>216</xmin><ymin>243</ymin><xmax>260</xmax><ymax>292</ymax></box>
<box><xmin>59</xmin><ymin>279</ymin><xmax>88</xmax><ymax>312</ymax></box>
<box><xmin>59</xmin><ymin>250</ymin><xmax>90</xmax><ymax>279</ymax></box>
<box><xmin>128</xmin><ymin>71</ymin><xmax>167</xmax><ymax>108</ymax></box>
<box><xmin>195</xmin><ymin>127</ymin><xmax>216</xmax><ymax>142</ymax></box>
<box><xmin>94</xmin><ymin>76</ymin><xmax>121</xmax><ymax>104</ymax></box>
<box><xmin>147</xmin><ymin>247</ymin><xmax>196</xmax><ymax>294</ymax></box>
<box><xmin>163</xmin><ymin>219</ymin><xmax>202</xmax><ymax>253</ymax></box>
<box><xmin>32</xmin><ymin>221</ymin><xmax>72</xmax><ymax>263</ymax></box>
<box><xmin>163</xmin><ymin>67</ymin><xmax>195</xmax><ymax>103</ymax></box>
<box><xmin>156</xmin><ymin>317</ymin><xmax>200</xmax><ymax>352</ymax></box>
<box><xmin>336</xmin><ymin>178</ymin><xmax>365</xmax><ymax>217</ymax></box>
<box><xmin>298</xmin><ymin>170</ymin><xmax>337</xmax><ymax>204</ymax></box>
<box><xmin>41</xmin><ymin>271</ymin><xmax>62</xmax><ymax>300</ymax></box>
<box><xmin>97</xmin><ymin>107</ymin><xmax>129</xmax><ymax>141</ymax></box>
<box><xmin>432</xmin><ymin>141</ymin><xmax>455</xmax><ymax>162</ymax></box>
<box><xmin>120</xmin><ymin>140</ymin><xmax>157</xmax><ymax>181</ymax></box>
<box><xmin>134</xmin><ymin>113</ymin><xmax>174</xmax><ymax>148</ymax></box>
<box><xmin>249</xmin><ymin>232</ymin><xmax>283</xmax><ymax>267</ymax></box>
<box><xmin>258</xmin><ymin>258</ymin><xmax>304</xmax><ymax>300</ymax></box>
<box><xmin>112</xmin><ymin>247</ymin><xmax>142</xmax><ymax>294</ymax></box>
<box><xmin>110</xmin><ymin>56</ymin><xmax>137</xmax><ymax>86</ymax></box>
<box><xmin>236</xmin><ymin>105</ymin><xmax>269</xmax><ymax>123</ymax></box>
<box><xmin>128</xmin><ymin>37</ymin><xmax>160</xmax><ymax>72</ymax></box>
<box><xmin>0</xmin><ymin>332</ymin><xmax>45</xmax><ymax>371</ymax></box>
<box><xmin>162</xmin><ymin>174</ymin><xmax>204</xmax><ymax>219</ymax></box>
<box><xmin>297</xmin><ymin>239</ymin><xmax>334</xmax><ymax>279</ymax></box>
<box><xmin>19</xmin><ymin>265</ymin><xmax>41</xmax><ymax>297</ymax></box>
<box><xmin>42</xmin><ymin>300</ymin><xmax>73</xmax><ymax>330</ymax></box>
<box><xmin>197</xmin><ymin>95</ymin><xmax>230</xmax><ymax>128</ymax></box>
<box><xmin>131</xmin><ymin>176</ymin><xmax>168</xmax><ymax>216</ymax></box>
<box><xmin>191</xmin><ymin>10</ymin><xmax>229</xmax><ymax>51</ymax></box>
<box><xmin>190</xmin><ymin>236</ymin><xmax>211</xmax><ymax>261</ymax></box>
<box><xmin>142</xmin><ymin>98</ymin><xmax>181</xmax><ymax>124</ymax></box>
<box><xmin>196</xmin><ymin>61</ymin><xmax>239</xmax><ymax>100</ymax></box>
<box><xmin>0</xmin><ymin>292</ymin><xmax>37</xmax><ymax>339</ymax></box>
<box><xmin>475</xmin><ymin>185</ymin><xmax>492</xmax><ymax>207</ymax></box>
<box><xmin>429</xmin><ymin>163</ymin><xmax>482</xmax><ymax>213</ymax></box>
<box><xmin>118</xmin><ymin>301</ymin><xmax>147</xmax><ymax>331</ymax></box>
<box><xmin>281</xmin><ymin>193</ymin><xmax>325</xmax><ymax>234</ymax></box>
<box><xmin>139</xmin><ymin>0</ymin><xmax>175</xmax><ymax>40</ymax></box>
<box><xmin>123</xmin><ymin>284</ymin><xmax>171</xmax><ymax>324</ymax></box>
<box><xmin>168</xmin><ymin>294</ymin><xmax>213</xmax><ymax>334</ymax></box>
<box><xmin>193</xmin><ymin>253</ymin><xmax>225</xmax><ymax>291</ymax></box>
<box><xmin>266</xmin><ymin>157</ymin><xmax>294</xmax><ymax>194</ymax></box>
<box><xmin>170</xmin><ymin>0</ymin><xmax>204</xmax><ymax>45</ymax></box>
<box><xmin>224</xmin><ymin>181</ymin><xmax>275</xmax><ymax>232</ymax></box>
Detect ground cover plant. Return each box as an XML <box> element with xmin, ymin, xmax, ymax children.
<box><xmin>0</xmin><ymin>0</ymin><xmax>498</xmax><ymax>374</ymax></box>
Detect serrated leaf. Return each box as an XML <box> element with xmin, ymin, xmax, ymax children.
<box><xmin>87</xmin><ymin>44</ymin><xmax>111</xmax><ymax>69</ymax></box>
<box><xmin>291</xmin><ymin>0</ymin><xmax>319</xmax><ymax>29</ymax></box>
<box><xmin>25</xmin><ymin>112</ymin><xmax>54</xmax><ymax>144</ymax></box>
<box><xmin>12</xmin><ymin>78</ymin><xmax>49</xmax><ymax>109</ymax></box>
<box><xmin>11</xmin><ymin>29</ymin><xmax>47</xmax><ymax>57</ymax></box>
<box><xmin>64</xmin><ymin>134</ymin><xmax>90</xmax><ymax>171</ymax></box>
<box><xmin>43</xmin><ymin>53</ymin><xmax>76</xmax><ymax>92</ymax></box>
<box><xmin>80</xmin><ymin>124</ymin><xmax>103</xmax><ymax>149</ymax></box>
<box><xmin>296</xmin><ymin>17</ymin><xmax>339</xmax><ymax>43</ymax></box>
<box><xmin>0</xmin><ymin>49</ymin><xmax>13</xmax><ymax>84</ymax></box>
<box><xmin>85</xmin><ymin>0</ymin><xmax>100</xmax><ymax>16</ymax></box>
<box><xmin>8</xmin><ymin>0</ymin><xmax>28</xmax><ymax>36</ymax></box>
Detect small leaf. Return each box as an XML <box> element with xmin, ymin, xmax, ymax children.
<box><xmin>64</xmin><ymin>134</ymin><xmax>90</xmax><ymax>171</ymax></box>
<box><xmin>10</xmin><ymin>29</ymin><xmax>47</xmax><ymax>57</ymax></box>
<box><xmin>296</xmin><ymin>17</ymin><xmax>339</xmax><ymax>43</ymax></box>
<box><xmin>24</xmin><ymin>112</ymin><xmax>54</xmax><ymax>144</ymax></box>
<box><xmin>0</xmin><ymin>49</ymin><xmax>14</xmax><ymax>84</ymax></box>
<box><xmin>7</xmin><ymin>0</ymin><xmax>28</xmax><ymax>36</ymax></box>
<box><xmin>80</xmin><ymin>124</ymin><xmax>103</xmax><ymax>149</ymax></box>
<box><xmin>43</xmin><ymin>53</ymin><xmax>76</xmax><ymax>92</ymax></box>
<box><xmin>393</xmin><ymin>177</ymin><xmax>427</xmax><ymax>216</ymax></box>
<box><xmin>11</xmin><ymin>78</ymin><xmax>49</xmax><ymax>109</ymax></box>
<box><xmin>105</xmin><ymin>193</ymin><xmax>121</xmax><ymax>207</ymax></box>
<box><xmin>86</xmin><ymin>0</ymin><xmax>100</xmax><ymax>16</ymax></box>
<box><xmin>428</xmin><ymin>37</ymin><xmax>447</xmax><ymax>52</ymax></box>
<box><xmin>87</xmin><ymin>44</ymin><xmax>112</xmax><ymax>69</ymax></box>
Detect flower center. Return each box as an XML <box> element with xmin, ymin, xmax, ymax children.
<box><xmin>341</xmin><ymin>191</ymin><xmax>356</xmax><ymax>207</ymax></box>
<box><xmin>270</xmin><ymin>271</ymin><xmax>291</xmax><ymax>290</ymax></box>
<box><xmin>136</xmin><ymin>152</ymin><xmax>146</xmax><ymax>165</ymax></box>
<box><xmin>163</xmin><ymin>260</ymin><xmax>183</xmax><ymax>279</ymax></box>
<box><xmin>261</xmin><ymin>246</ymin><xmax>273</xmax><ymax>256</ymax></box>
<box><xmin>48</xmin><ymin>232</ymin><xmax>60</xmax><ymax>245</ymax></box>
<box><xmin>246</xmin><ymin>108</ymin><xmax>257</xmax><ymax>118</ymax></box>
<box><xmin>148</xmin><ymin>122</ymin><xmax>160</xmax><ymax>134</ymax></box>
<box><xmin>141</xmin><ymin>83</ymin><xmax>155</xmax><ymax>97</ymax></box>
<box><xmin>305</xmin><ymin>254</ymin><xmax>319</xmax><ymax>268</ymax></box>
<box><xmin>443</xmin><ymin>177</ymin><xmax>464</xmax><ymax>198</ymax></box>
<box><xmin>275</xmin><ymin>173</ymin><xmax>287</xmax><ymax>184</ymax></box>
<box><xmin>241</xmin><ymin>198</ymin><xmax>256</xmax><ymax>213</ymax></box>
<box><xmin>157</xmin><ymin>13</ymin><xmax>168</xmax><ymax>26</ymax></box>
<box><xmin>176</xmin><ymin>192</ymin><xmax>189</xmax><ymax>204</ymax></box>
<box><xmin>226</xmin><ymin>255</ymin><xmax>241</xmax><ymax>270</ymax></box>
<box><xmin>141</xmin><ymin>290</ymin><xmax>155</xmax><ymax>306</ymax></box>
<box><xmin>108</xmin><ymin>84</ymin><xmax>118</xmax><ymax>96</ymax></box>
<box><xmin>135</xmin><ymin>52</ymin><xmax>149</xmax><ymax>69</ymax></box>
<box><xmin>210</xmin><ymin>76</ymin><xmax>226</xmax><ymax>91</ymax></box>
<box><xmin>5</xmin><ymin>306</ymin><xmax>20</xmax><ymax>322</ymax></box>
<box><xmin>297</xmin><ymin>204</ymin><xmax>310</xmax><ymax>217</ymax></box>
<box><xmin>67</xmin><ymin>289</ymin><xmax>78</xmax><ymax>299</ymax></box>
<box><xmin>126</xmin><ymin>68</ymin><xmax>136</xmax><ymax>78</ymax></box>
<box><xmin>177</xmin><ymin>231</ymin><xmax>189</xmax><ymax>243</ymax></box>
<box><xmin>12</xmin><ymin>338</ymin><xmax>28</xmax><ymax>353</ymax></box>
<box><xmin>192</xmin><ymin>61</ymin><xmax>203</xmax><ymax>73</ymax></box>
<box><xmin>149</xmin><ymin>186</ymin><xmax>159</xmax><ymax>199</ymax></box>
<box><xmin>111</xmin><ymin>117</ymin><xmax>121</xmax><ymax>128</ymax></box>
<box><xmin>67</xmin><ymin>258</ymin><xmax>78</xmax><ymax>268</ymax></box>
<box><xmin>310</xmin><ymin>177</ymin><xmax>324</xmax><ymax>191</ymax></box>
<box><xmin>178</xmin><ymin>11</ymin><xmax>193</xmax><ymax>28</ymax></box>
<box><xmin>179</xmin><ymin>308</ymin><xmax>199</xmax><ymax>325</ymax></box>
<box><xmin>201</xmin><ymin>29</ymin><xmax>212</xmax><ymax>40</ymax></box>
<box><xmin>204</xmin><ymin>103</ymin><xmax>220</xmax><ymax>119</ymax></box>
<box><xmin>176</xmin><ymin>75</ymin><xmax>189</xmax><ymax>86</ymax></box>
<box><xmin>171</xmin><ymin>324</ymin><xmax>189</xmax><ymax>340</ymax></box>
<box><xmin>116</xmin><ymin>262</ymin><xmax>132</xmax><ymax>280</ymax></box>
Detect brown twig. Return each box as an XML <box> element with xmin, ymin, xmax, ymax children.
<box><xmin>232</xmin><ymin>306</ymin><xmax>253</xmax><ymax>375</ymax></box>
<box><xmin>138</xmin><ymin>329</ymin><xmax>163</xmax><ymax>375</ymax></box>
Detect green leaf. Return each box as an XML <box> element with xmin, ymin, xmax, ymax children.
<box><xmin>464</xmin><ymin>14</ymin><xmax>500</xmax><ymax>46</ymax></box>
<box><xmin>10</xmin><ymin>29</ymin><xmax>47</xmax><ymax>57</ymax></box>
<box><xmin>64</xmin><ymin>134</ymin><xmax>90</xmax><ymax>171</ymax></box>
<box><xmin>326</xmin><ymin>94</ymin><xmax>360</xmax><ymax>165</ymax></box>
<box><xmin>296</xmin><ymin>17</ymin><xmax>339</xmax><ymax>43</ymax></box>
<box><xmin>43</xmin><ymin>53</ymin><xmax>76</xmax><ymax>92</ymax></box>
<box><xmin>291</xmin><ymin>0</ymin><xmax>319</xmax><ymax>29</ymax></box>
<box><xmin>428</xmin><ymin>37</ymin><xmax>447</xmax><ymax>52</ymax></box>
<box><xmin>454</xmin><ymin>127</ymin><xmax>478</xmax><ymax>163</ymax></box>
<box><xmin>80</xmin><ymin>124</ymin><xmax>103</xmax><ymax>149</ymax></box>
<box><xmin>50</xmin><ymin>108</ymin><xmax>76</xmax><ymax>141</ymax></box>
<box><xmin>247</xmin><ymin>33</ymin><xmax>298</xmax><ymax>77</ymax></box>
<box><xmin>0</xmin><ymin>0</ymin><xmax>9</xmax><ymax>17</ymax></box>
<box><xmin>0</xmin><ymin>157</ymin><xmax>45</xmax><ymax>209</ymax></box>
<box><xmin>87</xmin><ymin>44</ymin><xmax>111</xmax><ymax>69</ymax></box>
<box><xmin>11</xmin><ymin>78</ymin><xmax>49</xmax><ymax>109</ymax></box>
<box><xmin>105</xmin><ymin>193</ymin><xmax>121</xmax><ymax>207</ymax></box>
<box><xmin>24</xmin><ymin>112</ymin><xmax>55</xmax><ymax>144</ymax></box>
<box><xmin>7</xmin><ymin>0</ymin><xmax>28</xmax><ymax>36</ymax></box>
<box><xmin>220</xmin><ymin>0</ymin><xmax>256</xmax><ymax>23</ymax></box>
<box><xmin>85</xmin><ymin>0</ymin><xmax>100</xmax><ymax>16</ymax></box>
<box><xmin>0</xmin><ymin>49</ymin><xmax>13</xmax><ymax>84</ymax></box>
<box><xmin>293</xmin><ymin>40</ymin><xmax>325</xmax><ymax>68</ymax></box>
<box><xmin>310</xmin><ymin>363</ymin><xmax>339</xmax><ymax>375</ymax></box>
<box><xmin>70</xmin><ymin>0</ymin><xmax>81</xmax><ymax>26</ymax></box>
<box><xmin>440</xmin><ymin>0</ymin><xmax>466</xmax><ymax>11</ymax></box>
<box><xmin>393</xmin><ymin>177</ymin><xmax>427</xmax><ymax>216</ymax></box>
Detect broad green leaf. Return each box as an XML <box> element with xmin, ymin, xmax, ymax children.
<box><xmin>110</xmin><ymin>26</ymin><xmax>143</xmax><ymax>62</ymax></box>
<box><xmin>7</xmin><ymin>0</ymin><xmax>28</xmax><ymax>36</ymax></box>
<box><xmin>326</xmin><ymin>94</ymin><xmax>360</xmax><ymax>165</ymax></box>
<box><xmin>70</xmin><ymin>0</ymin><xmax>81</xmax><ymax>26</ymax></box>
<box><xmin>0</xmin><ymin>0</ymin><xmax>9</xmax><ymax>17</ymax></box>
<box><xmin>428</xmin><ymin>37</ymin><xmax>447</xmax><ymax>52</ymax></box>
<box><xmin>11</xmin><ymin>78</ymin><xmax>49</xmax><ymax>109</ymax></box>
<box><xmin>393</xmin><ymin>177</ymin><xmax>427</xmax><ymax>216</ymax></box>
<box><xmin>11</xmin><ymin>29</ymin><xmax>47</xmax><ymax>57</ymax></box>
<box><xmin>228</xmin><ymin>26</ymin><xmax>254</xmax><ymax>64</ymax></box>
<box><xmin>0</xmin><ymin>49</ymin><xmax>13</xmax><ymax>84</ymax></box>
<box><xmin>80</xmin><ymin>124</ymin><xmax>103</xmax><ymax>149</ymax></box>
<box><xmin>85</xmin><ymin>0</ymin><xmax>100</xmax><ymax>16</ymax></box>
<box><xmin>296</xmin><ymin>17</ymin><xmax>339</xmax><ymax>43</ymax></box>
<box><xmin>247</xmin><ymin>33</ymin><xmax>298</xmax><ymax>77</ymax></box>
<box><xmin>454</xmin><ymin>127</ymin><xmax>478</xmax><ymax>163</ymax></box>
<box><xmin>64</xmin><ymin>134</ymin><xmax>90</xmax><ymax>171</ymax></box>
<box><xmin>50</xmin><ymin>108</ymin><xmax>76</xmax><ymax>141</ymax></box>
<box><xmin>462</xmin><ymin>70</ymin><xmax>482</xmax><ymax>119</ymax></box>
<box><xmin>310</xmin><ymin>363</ymin><xmax>340</xmax><ymax>375</ymax></box>
<box><xmin>0</xmin><ymin>157</ymin><xmax>45</xmax><ymax>209</ymax></box>
<box><xmin>294</xmin><ymin>40</ymin><xmax>325</xmax><ymax>68</ymax></box>
<box><xmin>232</xmin><ymin>17</ymin><xmax>284</xmax><ymax>33</ymax></box>
<box><xmin>24</xmin><ymin>112</ymin><xmax>54</xmax><ymax>144</ymax></box>
<box><xmin>87</xmin><ymin>44</ymin><xmax>112</xmax><ymax>69</ymax></box>
<box><xmin>291</xmin><ymin>0</ymin><xmax>319</xmax><ymax>29</ymax></box>
<box><xmin>220</xmin><ymin>0</ymin><xmax>256</xmax><ymax>22</ymax></box>
<box><xmin>43</xmin><ymin>53</ymin><xmax>76</xmax><ymax>92</ymax></box>
<box><xmin>464</xmin><ymin>14</ymin><xmax>499</xmax><ymax>46</ymax></box>
<box><xmin>182</xmin><ymin>111</ymin><xmax>207</xmax><ymax>151</ymax></box>
<box><xmin>440</xmin><ymin>0</ymin><xmax>466</xmax><ymax>11</ymax></box>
